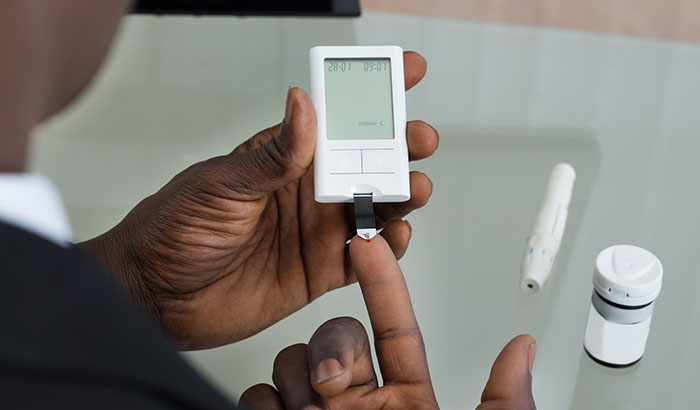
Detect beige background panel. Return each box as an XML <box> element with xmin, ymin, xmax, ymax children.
<box><xmin>362</xmin><ymin>0</ymin><xmax>700</xmax><ymax>43</ymax></box>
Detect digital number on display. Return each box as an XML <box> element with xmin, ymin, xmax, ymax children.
<box><xmin>327</xmin><ymin>60</ymin><xmax>389</xmax><ymax>72</ymax></box>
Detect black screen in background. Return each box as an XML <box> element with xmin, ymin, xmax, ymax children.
<box><xmin>132</xmin><ymin>0</ymin><xmax>361</xmax><ymax>16</ymax></box>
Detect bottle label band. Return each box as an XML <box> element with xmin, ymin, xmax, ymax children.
<box><xmin>591</xmin><ymin>291</ymin><xmax>654</xmax><ymax>325</ymax></box>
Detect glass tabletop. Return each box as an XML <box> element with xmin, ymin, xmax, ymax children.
<box><xmin>33</xmin><ymin>11</ymin><xmax>700</xmax><ymax>410</ymax></box>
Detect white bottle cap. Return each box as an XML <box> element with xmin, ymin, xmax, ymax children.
<box><xmin>593</xmin><ymin>245</ymin><xmax>663</xmax><ymax>306</ymax></box>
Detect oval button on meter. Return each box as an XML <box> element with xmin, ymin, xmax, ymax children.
<box><xmin>362</xmin><ymin>149</ymin><xmax>395</xmax><ymax>173</ymax></box>
<box><xmin>328</xmin><ymin>150</ymin><xmax>362</xmax><ymax>174</ymax></box>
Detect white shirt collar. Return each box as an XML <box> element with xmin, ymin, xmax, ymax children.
<box><xmin>0</xmin><ymin>173</ymin><xmax>73</xmax><ymax>247</ymax></box>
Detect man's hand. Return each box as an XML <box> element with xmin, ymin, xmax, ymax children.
<box><xmin>238</xmin><ymin>236</ymin><xmax>537</xmax><ymax>410</ymax></box>
<box><xmin>78</xmin><ymin>52</ymin><xmax>438</xmax><ymax>350</ymax></box>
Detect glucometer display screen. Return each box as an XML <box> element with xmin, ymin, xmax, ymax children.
<box><xmin>324</xmin><ymin>58</ymin><xmax>394</xmax><ymax>140</ymax></box>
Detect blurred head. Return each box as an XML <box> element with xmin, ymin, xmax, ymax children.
<box><xmin>0</xmin><ymin>0</ymin><xmax>131</xmax><ymax>126</ymax></box>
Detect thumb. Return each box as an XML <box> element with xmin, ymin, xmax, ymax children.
<box><xmin>221</xmin><ymin>87</ymin><xmax>317</xmax><ymax>199</ymax></box>
<box><xmin>478</xmin><ymin>334</ymin><xmax>537</xmax><ymax>410</ymax></box>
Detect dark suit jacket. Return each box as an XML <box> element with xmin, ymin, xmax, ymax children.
<box><xmin>0</xmin><ymin>222</ymin><xmax>237</xmax><ymax>409</ymax></box>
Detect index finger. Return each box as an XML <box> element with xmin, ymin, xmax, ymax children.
<box><xmin>348</xmin><ymin>236</ymin><xmax>431</xmax><ymax>385</ymax></box>
<box><xmin>404</xmin><ymin>51</ymin><xmax>427</xmax><ymax>91</ymax></box>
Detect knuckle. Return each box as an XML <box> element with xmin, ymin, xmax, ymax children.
<box><xmin>195</xmin><ymin>157</ymin><xmax>250</xmax><ymax>200</ymax></box>
<box><xmin>241</xmin><ymin>383</ymin><xmax>275</xmax><ymax>397</ymax></box>
<box><xmin>272</xmin><ymin>343</ymin><xmax>309</xmax><ymax>383</ymax></box>
<box><xmin>239</xmin><ymin>383</ymin><xmax>279</xmax><ymax>407</ymax></box>
<box><xmin>321</xmin><ymin>316</ymin><xmax>365</xmax><ymax>333</ymax></box>
<box><xmin>224</xmin><ymin>135</ymin><xmax>295</xmax><ymax>196</ymax></box>
<box><xmin>274</xmin><ymin>343</ymin><xmax>308</xmax><ymax>365</ymax></box>
<box><xmin>310</xmin><ymin>317</ymin><xmax>371</xmax><ymax>365</ymax></box>
<box><xmin>259</xmin><ymin>134</ymin><xmax>296</xmax><ymax>178</ymax></box>
<box><xmin>312</xmin><ymin>316</ymin><xmax>369</xmax><ymax>348</ymax></box>
<box><xmin>375</xmin><ymin>326</ymin><xmax>423</xmax><ymax>345</ymax></box>
<box><xmin>236</xmin><ymin>124</ymin><xmax>280</xmax><ymax>154</ymax></box>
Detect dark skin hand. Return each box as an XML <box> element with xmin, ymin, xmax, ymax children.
<box><xmin>79</xmin><ymin>52</ymin><xmax>439</xmax><ymax>350</ymax></box>
<box><xmin>238</xmin><ymin>236</ymin><xmax>537</xmax><ymax>410</ymax></box>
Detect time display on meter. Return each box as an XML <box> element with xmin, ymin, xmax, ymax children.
<box><xmin>324</xmin><ymin>58</ymin><xmax>394</xmax><ymax>140</ymax></box>
<box><xmin>326</xmin><ymin>60</ymin><xmax>389</xmax><ymax>72</ymax></box>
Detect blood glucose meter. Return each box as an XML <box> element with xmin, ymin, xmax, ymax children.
<box><xmin>310</xmin><ymin>46</ymin><xmax>410</xmax><ymax>239</ymax></box>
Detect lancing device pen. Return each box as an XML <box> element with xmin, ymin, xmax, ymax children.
<box><xmin>520</xmin><ymin>163</ymin><xmax>576</xmax><ymax>293</ymax></box>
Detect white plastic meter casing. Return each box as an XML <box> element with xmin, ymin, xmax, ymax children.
<box><xmin>310</xmin><ymin>46</ymin><xmax>410</xmax><ymax>203</ymax></box>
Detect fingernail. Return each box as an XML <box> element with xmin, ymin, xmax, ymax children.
<box><xmin>284</xmin><ymin>86</ymin><xmax>296</xmax><ymax>125</ymax></box>
<box><xmin>404</xmin><ymin>219</ymin><xmax>413</xmax><ymax>239</ymax></box>
<box><xmin>528</xmin><ymin>343</ymin><xmax>537</xmax><ymax>373</ymax></box>
<box><xmin>313</xmin><ymin>358</ymin><xmax>344</xmax><ymax>384</ymax></box>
